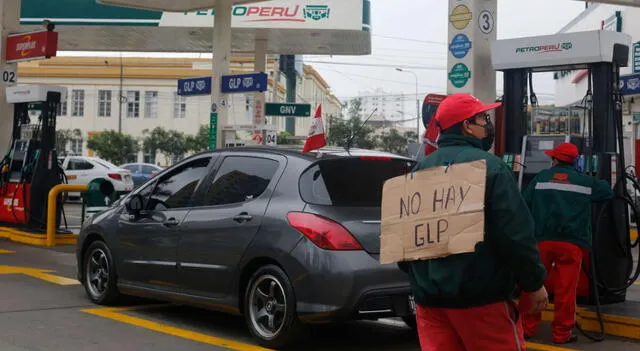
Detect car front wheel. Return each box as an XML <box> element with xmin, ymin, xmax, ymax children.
<box><xmin>244</xmin><ymin>264</ymin><xmax>302</xmax><ymax>349</ymax></box>
<box><xmin>83</xmin><ymin>240</ymin><xmax>121</xmax><ymax>305</ymax></box>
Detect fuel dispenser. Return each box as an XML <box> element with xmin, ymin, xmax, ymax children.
<box><xmin>491</xmin><ymin>30</ymin><xmax>639</xmax><ymax>312</ymax></box>
<box><xmin>0</xmin><ymin>85</ymin><xmax>67</xmax><ymax>231</ymax></box>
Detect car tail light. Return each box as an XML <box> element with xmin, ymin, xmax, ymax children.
<box><xmin>108</xmin><ymin>173</ymin><xmax>122</xmax><ymax>181</ymax></box>
<box><xmin>287</xmin><ymin>212</ymin><xmax>363</xmax><ymax>251</ymax></box>
<box><xmin>360</xmin><ymin>156</ymin><xmax>392</xmax><ymax>161</ymax></box>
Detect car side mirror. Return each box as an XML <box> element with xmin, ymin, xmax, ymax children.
<box><xmin>125</xmin><ymin>193</ymin><xmax>144</xmax><ymax>216</ymax></box>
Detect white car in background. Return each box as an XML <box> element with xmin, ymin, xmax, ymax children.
<box><xmin>58</xmin><ymin>156</ymin><xmax>134</xmax><ymax>198</ymax></box>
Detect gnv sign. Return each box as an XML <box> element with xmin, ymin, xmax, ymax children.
<box><xmin>221</xmin><ymin>72</ymin><xmax>268</xmax><ymax>93</ymax></box>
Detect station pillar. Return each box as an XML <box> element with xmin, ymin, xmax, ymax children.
<box><xmin>0</xmin><ymin>0</ymin><xmax>21</xmax><ymax>157</ymax></box>
<box><xmin>446</xmin><ymin>0</ymin><xmax>497</xmax><ymax>105</ymax></box>
<box><xmin>211</xmin><ymin>0</ymin><xmax>232</xmax><ymax>150</ymax></box>
<box><xmin>254</xmin><ymin>38</ymin><xmax>267</xmax><ymax>144</ymax></box>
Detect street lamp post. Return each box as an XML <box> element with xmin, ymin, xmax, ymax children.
<box><xmin>396</xmin><ymin>68</ymin><xmax>420</xmax><ymax>140</ymax></box>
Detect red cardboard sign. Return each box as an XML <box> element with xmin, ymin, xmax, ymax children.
<box><xmin>5</xmin><ymin>30</ymin><xmax>58</xmax><ymax>63</ymax></box>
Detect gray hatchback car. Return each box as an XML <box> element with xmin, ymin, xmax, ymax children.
<box><xmin>76</xmin><ymin>146</ymin><xmax>417</xmax><ymax>348</ymax></box>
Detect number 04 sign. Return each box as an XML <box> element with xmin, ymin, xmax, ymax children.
<box><xmin>1</xmin><ymin>65</ymin><xmax>17</xmax><ymax>86</ymax></box>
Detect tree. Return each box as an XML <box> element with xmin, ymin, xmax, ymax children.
<box><xmin>326</xmin><ymin>114</ymin><xmax>377</xmax><ymax>149</ymax></box>
<box><xmin>86</xmin><ymin>130</ymin><xmax>139</xmax><ymax>164</ymax></box>
<box><xmin>185</xmin><ymin>125</ymin><xmax>209</xmax><ymax>153</ymax></box>
<box><xmin>141</xmin><ymin>127</ymin><xmax>169</xmax><ymax>164</ymax></box>
<box><xmin>56</xmin><ymin>128</ymin><xmax>82</xmax><ymax>156</ymax></box>
<box><xmin>378</xmin><ymin>129</ymin><xmax>410</xmax><ymax>155</ymax></box>
<box><xmin>348</xmin><ymin>98</ymin><xmax>363</xmax><ymax>119</ymax></box>
<box><xmin>277</xmin><ymin>131</ymin><xmax>301</xmax><ymax>145</ymax></box>
<box><xmin>159</xmin><ymin>130</ymin><xmax>188</xmax><ymax>164</ymax></box>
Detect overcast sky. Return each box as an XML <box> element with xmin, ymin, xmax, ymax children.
<box><xmin>308</xmin><ymin>0</ymin><xmax>587</xmax><ymax>106</ymax></box>
<box><xmin>61</xmin><ymin>0</ymin><xmax>588</xmax><ymax>112</ymax></box>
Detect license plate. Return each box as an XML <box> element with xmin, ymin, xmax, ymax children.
<box><xmin>408</xmin><ymin>295</ymin><xmax>416</xmax><ymax>314</ymax></box>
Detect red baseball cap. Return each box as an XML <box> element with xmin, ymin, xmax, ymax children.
<box><xmin>545</xmin><ymin>143</ymin><xmax>579</xmax><ymax>163</ymax></box>
<box><xmin>434</xmin><ymin>93</ymin><xmax>502</xmax><ymax>130</ymax></box>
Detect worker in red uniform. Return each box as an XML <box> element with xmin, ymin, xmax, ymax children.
<box><xmin>519</xmin><ymin>143</ymin><xmax>614</xmax><ymax>344</ymax></box>
<box><xmin>399</xmin><ymin>93</ymin><xmax>548</xmax><ymax>351</ymax></box>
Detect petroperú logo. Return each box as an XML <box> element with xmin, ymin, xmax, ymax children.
<box><xmin>304</xmin><ymin>5</ymin><xmax>330</xmax><ymax>21</ymax></box>
<box><xmin>516</xmin><ymin>42</ymin><xmax>573</xmax><ymax>54</ymax></box>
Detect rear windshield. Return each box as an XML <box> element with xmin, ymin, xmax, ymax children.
<box><xmin>299</xmin><ymin>158</ymin><xmax>416</xmax><ymax>207</ymax></box>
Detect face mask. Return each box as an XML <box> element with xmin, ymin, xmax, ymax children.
<box><xmin>481</xmin><ymin>122</ymin><xmax>495</xmax><ymax>151</ymax></box>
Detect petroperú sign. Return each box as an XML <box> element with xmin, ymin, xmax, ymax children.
<box><xmin>516</xmin><ymin>42</ymin><xmax>573</xmax><ymax>54</ymax></box>
<box><xmin>185</xmin><ymin>4</ymin><xmax>331</xmax><ymax>23</ymax></box>
<box><xmin>5</xmin><ymin>30</ymin><xmax>58</xmax><ymax>63</ymax></box>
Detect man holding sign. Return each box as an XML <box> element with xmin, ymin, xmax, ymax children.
<box><xmin>393</xmin><ymin>94</ymin><xmax>548</xmax><ymax>351</ymax></box>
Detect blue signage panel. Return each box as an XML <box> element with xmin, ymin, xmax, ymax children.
<box><xmin>449</xmin><ymin>34</ymin><xmax>472</xmax><ymax>59</ymax></box>
<box><xmin>177</xmin><ymin>76</ymin><xmax>212</xmax><ymax>96</ymax></box>
<box><xmin>221</xmin><ymin>72</ymin><xmax>268</xmax><ymax>93</ymax></box>
<box><xmin>620</xmin><ymin>74</ymin><xmax>640</xmax><ymax>96</ymax></box>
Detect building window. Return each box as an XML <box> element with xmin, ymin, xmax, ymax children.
<box><xmin>144</xmin><ymin>91</ymin><xmax>158</xmax><ymax>119</ymax></box>
<box><xmin>70</xmin><ymin>139</ymin><xmax>83</xmax><ymax>156</ymax></box>
<box><xmin>57</xmin><ymin>98</ymin><xmax>68</xmax><ymax>116</ymax></box>
<box><xmin>71</xmin><ymin>90</ymin><xmax>85</xmax><ymax>117</ymax></box>
<box><xmin>127</xmin><ymin>91</ymin><xmax>140</xmax><ymax>118</ymax></box>
<box><xmin>98</xmin><ymin>90</ymin><xmax>112</xmax><ymax>117</ymax></box>
<box><xmin>173</xmin><ymin>93</ymin><xmax>186</xmax><ymax>118</ymax></box>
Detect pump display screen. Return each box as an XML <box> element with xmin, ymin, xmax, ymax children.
<box><xmin>538</xmin><ymin>140</ymin><xmax>555</xmax><ymax>150</ymax></box>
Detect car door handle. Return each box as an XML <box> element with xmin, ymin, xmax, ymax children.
<box><xmin>163</xmin><ymin>218</ymin><xmax>180</xmax><ymax>227</ymax></box>
<box><xmin>233</xmin><ymin>213</ymin><xmax>253</xmax><ymax>223</ymax></box>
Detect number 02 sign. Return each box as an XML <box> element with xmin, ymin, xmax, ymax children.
<box><xmin>2</xmin><ymin>65</ymin><xmax>17</xmax><ymax>86</ymax></box>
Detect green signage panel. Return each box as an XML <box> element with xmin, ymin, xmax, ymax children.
<box><xmin>209</xmin><ymin>112</ymin><xmax>218</xmax><ymax>150</ymax></box>
<box><xmin>448</xmin><ymin>63</ymin><xmax>471</xmax><ymax>88</ymax></box>
<box><xmin>634</xmin><ymin>43</ymin><xmax>640</xmax><ymax>74</ymax></box>
<box><xmin>265</xmin><ymin>103</ymin><xmax>311</xmax><ymax>117</ymax></box>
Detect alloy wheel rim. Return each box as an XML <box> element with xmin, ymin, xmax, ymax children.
<box><xmin>86</xmin><ymin>248</ymin><xmax>109</xmax><ymax>298</ymax></box>
<box><xmin>248</xmin><ymin>274</ymin><xmax>287</xmax><ymax>339</ymax></box>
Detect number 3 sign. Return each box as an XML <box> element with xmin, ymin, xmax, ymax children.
<box><xmin>478</xmin><ymin>10</ymin><xmax>495</xmax><ymax>35</ymax></box>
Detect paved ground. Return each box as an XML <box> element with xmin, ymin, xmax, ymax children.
<box><xmin>1</xmin><ymin>237</ymin><xmax>639</xmax><ymax>351</ymax></box>
<box><xmin>60</xmin><ymin>201</ymin><xmax>84</xmax><ymax>231</ymax></box>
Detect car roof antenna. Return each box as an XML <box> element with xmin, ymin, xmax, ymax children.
<box><xmin>345</xmin><ymin>108</ymin><xmax>378</xmax><ymax>155</ymax></box>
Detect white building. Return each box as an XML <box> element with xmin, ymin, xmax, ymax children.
<box><xmin>553</xmin><ymin>3</ymin><xmax>637</xmax><ymax>167</ymax></box>
<box><xmin>16</xmin><ymin>55</ymin><xmax>342</xmax><ymax>164</ymax></box>
<box><xmin>357</xmin><ymin>88</ymin><xmax>409</xmax><ymax>126</ymax></box>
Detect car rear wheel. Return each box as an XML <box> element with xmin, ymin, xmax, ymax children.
<box><xmin>83</xmin><ymin>240</ymin><xmax>121</xmax><ymax>305</ymax></box>
<box><xmin>244</xmin><ymin>265</ymin><xmax>302</xmax><ymax>349</ymax></box>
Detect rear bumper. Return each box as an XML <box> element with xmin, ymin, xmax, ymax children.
<box><xmin>285</xmin><ymin>239</ymin><xmax>412</xmax><ymax>323</ymax></box>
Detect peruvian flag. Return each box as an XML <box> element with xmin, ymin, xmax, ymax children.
<box><xmin>302</xmin><ymin>105</ymin><xmax>326</xmax><ymax>153</ymax></box>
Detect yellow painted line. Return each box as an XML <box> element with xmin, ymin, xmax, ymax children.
<box><xmin>0</xmin><ymin>226</ymin><xmax>77</xmax><ymax>246</ymax></box>
<box><xmin>0</xmin><ymin>265</ymin><xmax>80</xmax><ymax>285</ymax></box>
<box><xmin>82</xmin><ymin>306</ymin><xmax>274</xmax><ymax>351</ymax></box>
<box><xmin>29</xmin><ymin>272</ymin><xmax>80</xmax><ymax>285</ymax></box>
<box><xmin>0</xmin><ymin>249</ymin><xmax>15</xmax><ymax>254</ymax></box>
<box><xmin>526</xmin><ymin>342</ymin><xmax>578</xmax><ymax>351</ymax></box>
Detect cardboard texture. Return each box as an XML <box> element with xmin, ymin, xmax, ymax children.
<box><xmin>380</xmin><ymin>160</ymin><xmax>487</xmax><ymax>264</ymax></box>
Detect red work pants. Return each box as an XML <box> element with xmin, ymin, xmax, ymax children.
<box><xmin>520</xmin><ymin>240</ymin><xmax>582</xmax><ymax>343</ymax></box>
<box><xmin>415</xmin><ymin>301</ymin><xmax>526</xmax><ymax>351</ymax></box>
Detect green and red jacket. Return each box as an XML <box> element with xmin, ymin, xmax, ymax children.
<box><xmin>522</xmin><ymin>164</ymin><xmax>614</xmax><ymax>249</ymax></box>
<box><xmin>399</xmin><ymin>134</ymin><xmax>547</xmax><ymax>308</ymax></box>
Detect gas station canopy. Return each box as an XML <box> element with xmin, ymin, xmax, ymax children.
<box><xmin>20</xmin><ymin>0</ymin><xmax>371</xmax><ymax>55</ymax></box>
<box><xmin>97</xmin><ymin>0</ymin><xmax>266</xmax><ymax>12</ymax></box>
<box><xmin>575</xmin><ymin>0</ymin><xmax>640</xmax><ymax>6</ymax></box>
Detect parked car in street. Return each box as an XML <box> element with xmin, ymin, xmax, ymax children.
<box><xmin>119</xmin><ymin>162</ymin><xmax>163</xmax><ymax>188</ymax></box>
<box><xmin>76</xmin><ymin>146</ymin><xmax>417</xmax><ymax>348</ymax></box>
<box><xmin>58</xmin><ymin>156</ymin><xmax>134</xmax><ymax>198</ymax></box>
